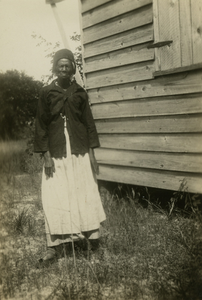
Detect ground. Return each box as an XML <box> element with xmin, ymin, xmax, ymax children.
<box><xmin>0</xmin><ymin>141</ymin><xmax>202</xmax><ymax>300</ymax></box>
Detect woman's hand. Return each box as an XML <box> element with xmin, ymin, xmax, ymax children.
<box><xmin>89</xmin><ymin>148</ymin><xmax>99</xmax><ymax>175</ymax></box>
<box><xmin>44</xmin><ymin>151</ymin><xmax>55</xmax><ymax>178</ymax></box>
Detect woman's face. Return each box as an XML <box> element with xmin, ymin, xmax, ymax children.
<box><xmin>55</xmin><ymin>58</ymin><xmax>73</xmax><ymax>80</ymax></box>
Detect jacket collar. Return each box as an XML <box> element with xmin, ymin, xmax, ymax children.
<box><xmin>46</xmin><ymin>79</ymin><xmax>84</xmax><ymax>95</ymax></box>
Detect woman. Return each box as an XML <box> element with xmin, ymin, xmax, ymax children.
<box><xmin>34</xmin><ymin>49</ymin><xmax>106</xmax><ymax>263</ymax></box>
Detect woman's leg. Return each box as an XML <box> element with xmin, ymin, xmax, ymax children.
<box><xmin>82</xmin><ymin>229</ymin><xmax>100</xmax><ymax>251</ymax></box>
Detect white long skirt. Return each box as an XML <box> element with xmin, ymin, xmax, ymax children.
<box><xmin>41</xmin><ymin>124</ymin><xmax>106</xmax><ymax>247</ymax></box>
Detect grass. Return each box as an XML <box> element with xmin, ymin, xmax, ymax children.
<box><xmin>0</xmin><ymin>140</ymin><xmax>202</xmax><ymax>299</ymax></box>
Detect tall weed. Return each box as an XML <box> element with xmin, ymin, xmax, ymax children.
<box><xmin>0</xmin><ymin>146</ymin><xmax>202</xmax><ymax>299</ymax></box>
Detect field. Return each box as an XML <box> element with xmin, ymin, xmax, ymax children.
<box><xmin>0</xmin><ymin>140</ymin><xmax>202</xmax><ymax>300</ymax></box>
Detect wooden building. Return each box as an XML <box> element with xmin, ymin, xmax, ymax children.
<box><xmin>78</xmin><ymin>0</ymin><xmax>202</xmax><ymax>194</ymax></box>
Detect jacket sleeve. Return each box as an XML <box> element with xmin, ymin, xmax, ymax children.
<box><xmin>81</xmin><ymin>92</ymin><xmax>100</xmax><ymax>149</ymax></box>
<box><xmin>34</xmin><ymin>88</ymin><xmax>50</xmax><ymax>153</ymax></box>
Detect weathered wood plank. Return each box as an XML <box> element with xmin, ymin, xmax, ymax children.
<box><xmin>86</xmin><ymin>62</ymin><xmax>154</xmax><ymax>89</ymax></box>
<box><xmin>95</xmin><ymin>115</ymin><xmax>202</xmax><ymax>133</ymax></box>
<box><xmin>81</xmin><ymin>0</ymin><xmax>112</xmax><ymax>13</ymax></box>
<box><xmin>82</xmin><ymin>0</ymin><xmax>152</xmax><ymax>28</ymax></box>
<box><xmin>97</xmin><ymin>165</ymin><xmax>202</xmax><ymax>193</ymax></box>
<box><xmin>84</xmin><ymin>44</ymin><xmax>154</xmax><ymax>73</ymax></box>
<box><xmin>98</xmin><ymin>133</ymin><xmax>202</xmax><ymax>153</ymax></box>
<box><xmin>91</xmin><ymin>94</ymin><xmax>202</xmax><ymax>119</ymax></box>
<box><xmin>95</xmin><ymin>148</ymin><xmax>202</xmax><ymax>173</ymax></box>
<box><xmin>157</xmin><ymin>0</ymin><xmax>181</xmax><ymax>71</ymax></box>
<box><xmin>179</xmin><ymin>0</ymin><xmax>193</xmax><ymax>66</ymax></box>
<box><xmin>191</xmin><ymin>0</ymin><xmax>202</xmax><ymax>64</ymax></box>
<box><xmin>88</xmin><ymin>69</ymin><xmax>202</xmax><ymax>104</ymax></box>
<box><xmin>83</xmin><ymin>4</ymin><xmax>152</xmax><ymax>44</ymax></box>
<box><xmin>154</xmin><ymin>63</ymin><xmax>202</xmax><ymax>77</ymax></box>
<box><xmin>153</xmin><ymin>0</ymin><xmax>161</xmax><ymax>72</ymax></box>
<box><xmin>83</xmin><ymin>24</ymin><xmax>153</xmax><ymax>58</ymax></box>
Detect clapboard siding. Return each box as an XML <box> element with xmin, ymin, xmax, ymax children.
<box><xmin>95</xmin><ymin>114</ymin><xmax>202</xmax><ymax>133</ymax></box>
<box><xmin>86</xmin><ymin>61</ymin><xmax>155</xmax><ymax>89</ymax></box>
<box><xmin>84</xmin><ymin>43</ymin><xmax>154</xmax><ymax>73</ymax></box>
<box><xmin>84</xmin><ymin>24</ymin><xmax>154</xmax><ymax>58</ymax></box>
<box><xmin>98</xmin><ymin>134</ymin><xmax>202</xmax><ymax>153</ymax></box>
<box><xmin>88</xmin><ymin>69</ymin><xmax>202</xmax><ymax>104</ymax></box>
<box><xmin>83</xmin><ymin>4</ymin><xmax>153</xmax><ymax>44</ymax></box>
<box><xmin>91</xmin><ymin>94</ymin><xmax>202</xmax><ymax>119</ymax></box>
<box><xmin>79</xmin><ymin>0</ymin><xmax>202</xmax><ymax>193</ymax></box>
<box><xmin>97</xmin><ymin>165</ymin><xmax>202</xmax><ymax>194</ymax></box>
<box><xmin>82</xmin><ymin>0</ymin><xmax>152</xmax><ymax>29</ymax></box>
<box><xmin>95</xmin><ymin>148</ymin><xmax>202</xmax><ymax>173</ymax></box>
<box><xmin>81</xmin><ymin>0</ymin><xmax>112</xmax><ymax>13</ymax></box>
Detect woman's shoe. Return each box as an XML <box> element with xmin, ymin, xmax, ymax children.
<box><xmin>38</xmin><ymin>247</ymin><xmax>56</xmax><ymax>267</ymax></box>
<box><xmin>89</xmin><ymin>239</ymin><xmax>99</xmax><ymax>251</ymax></box>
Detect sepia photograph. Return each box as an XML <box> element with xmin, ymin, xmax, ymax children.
<box><xmin>0</xmin><ymin>0</ymin><xmax>202</xmax><ymax>299</ymax></box>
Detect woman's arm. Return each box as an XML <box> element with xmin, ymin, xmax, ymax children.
<box><xmin>89</xmin><ymin>147</ymin><xmax>99</xmax><ymax>175</ymax></box>
<box><xmin>43</xmin><ymin>151</ymin><xmax>55</xmax><ymax>178</ymax></box>
<box><xmin>80</xmin><ymin>92</ymin><xmax>100</xmax><ymax>174</ymax></box>
<box><xmin>81</xmin><ymin>93</ymin><xmax>100</xmax><ymax>149</ymax></box>
<box><xmin>34</xmin><ymin>89</ymin><xmax>49</xmax><ymax>153</ymax></box>
<box><xmin>34</xmin><ymin>89</ymin><xmax>55</xmax><ymax>178</ymax></box>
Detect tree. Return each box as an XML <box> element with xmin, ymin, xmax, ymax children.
<box><xmin>0</xmin><ymin>70</ymin><xmax>43</xmax><ymax>139</ymax></box>
<box><xmin>32</xmin><ymin>32</ymin><xmax>83</xmax><ymax>84</ymax></box>
<box><xmin>70</xmin><ymin>32</ymin><xmax>83</xmax><ymax>80</ymax></box>
<box><xmin>31</xmin><ymin>33</ymin><xmax>61</xmax><ymax>84</ymax></box>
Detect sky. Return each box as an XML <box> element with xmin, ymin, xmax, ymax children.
<box><xmin>0</xmin><ymin>0</ymin><xmax>81</xmax><ymax>81</ymax></box>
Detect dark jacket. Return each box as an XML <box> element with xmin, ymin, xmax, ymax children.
<box><xmin>34</xmin><ymin>80</ymin><xmax>100</xmax><ymax>158</ymax></box>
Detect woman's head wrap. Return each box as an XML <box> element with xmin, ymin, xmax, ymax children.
<box><xmin>52</xmin><ymin>49</ymin><xmax>76</xmax><ymax>74</ymax></box>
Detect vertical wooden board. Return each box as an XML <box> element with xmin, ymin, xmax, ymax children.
<box><xmin>179</xmin><ymin>0</ymin><xmax>193</xmax><ymax>66</ymax></box>
<box><xmin>158</xmin><ymin>0</ymin><xmax>181</xmax><ymax>70</ymax></box>
<box><xmin>191</xmin><ymin>0</ymin><xmax>202</xmax><ymax>64</ymax></box>
<box><xmin>153</xmin><ymin>0</ymin><xmax>161</xmax><ymax>71</ymax></box>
